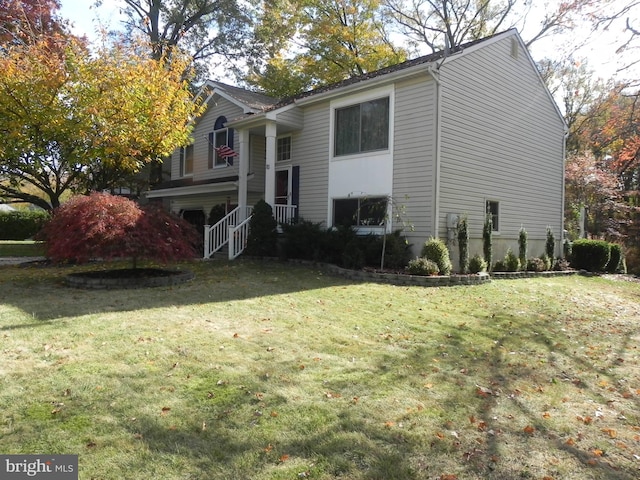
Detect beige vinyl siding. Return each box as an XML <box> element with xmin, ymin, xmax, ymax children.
<box><xmin>276</xmin><ymin>108</ymin><xmax>304</xmax><ymax>129</ymax></box>
<box><xmin>170</xmin><ymin>149</ymin><xmax>182</xmax><ymax>180</ymax></box>
<box><xmin>438</xmin><ymin>35</ymin><xmax>564</xmax><ymax>252</ymax></box>
<box><xmin>181</xmin><ymin>95</ymin><xmax>244</xmax><ymax>182</ymax></box>
<box><xmin>248</xmin><ymin>134</ymin><xmax>266</xmax><ymax>194</ymax></box>
<box><xmin>392</xmin><ymin>76</ymin><xmax>437</xmax><ymax>253</ymax></box>
<box><xmin>293</xmin><ymin>103</ymin><xmax>330</xmax><ymax>224</ymax></box>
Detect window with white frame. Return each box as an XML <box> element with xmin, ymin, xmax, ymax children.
<box><xmin>277</xmin><ymin>136</ymin><xmax>292</xmax><ymax>162</ymax></box>
<box><xmin>486</xmin><ymin>200</ymin><xmax>499</xmax><ymax>231</ymax></box>
<box><xmin>334</xmin><ymin>97</ymin><xmax>390</xmax><ymax>156</ymax></box>
<box><xmin>333</xmin><ymin>196</ymin><xmax>387</xmax><ymax>227</ymax></box>
<box><xmin>209</xmin><ymin>116</ymin><xmax>233</xmax><ymax>168</ymax></box>
<box><xmin>180</xmin><ymin>144</ymin><xmax>194</xmax><ymax>176</ymax></box>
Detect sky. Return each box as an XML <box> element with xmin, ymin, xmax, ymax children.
<box><xmin>59</xmin><ymin>0</ymin><xmax>639</xmax><ymax>83</ymax></box>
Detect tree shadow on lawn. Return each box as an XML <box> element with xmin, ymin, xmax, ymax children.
<box><xmin>79</xmin><ymin>316</ymin><xmax>638</xmax><ymax>480</ymax></box>
<box><xmin>0</xmin><ymin>259</ymin><xmax>352</xmax><ymax>323</ymax></box>
<box><xmin>431</xmin><ymin>313</ymin><xmax>640</xmax><ymax>480</ymax></box>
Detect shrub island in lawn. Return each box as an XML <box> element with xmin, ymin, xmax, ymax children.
<box><xmin>37</xmin><ymin>192</ymin><xmax>200</xmax><ymax>289</ymax></box>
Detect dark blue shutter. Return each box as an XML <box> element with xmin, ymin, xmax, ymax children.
<box><xmin>292</xmin><ymin>166</ymin><xmax>300</xmax><ymax>221</ymax></box>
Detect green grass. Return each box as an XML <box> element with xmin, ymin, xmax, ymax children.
<box><xmin>0</xmin><ymin>240</ymin><xmax>45</xmax><ymax>257</ymax></box>
<box><xmin>0</xmin><ymin>259</ymin><xmax>639</xmax><ymax>479</ymax></box>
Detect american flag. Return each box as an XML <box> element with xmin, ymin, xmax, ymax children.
<box><xmin>215</xmin><ymin>145</ymin><xmax>238</xmax><ymax>157</ymax></box>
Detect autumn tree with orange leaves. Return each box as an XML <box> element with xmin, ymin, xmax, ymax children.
<box><xmin>0</xmin><ymin>35</ymin><xmax>205</xmax><ymax>211</ymax></box>
<box><xmin>569</xmin><ymin>84</ymin><xmax>640</xmax><ymax>270</ymax></box>
<box><xmin>0</xmin><ymin>0</ymin><xmax>67</xmax><ymax>46</ymax></box>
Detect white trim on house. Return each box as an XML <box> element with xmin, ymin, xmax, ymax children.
<box><xmin>146</xmin><ymin>179</ymin><xmax>243</xmax><ymax>199</ymax></box>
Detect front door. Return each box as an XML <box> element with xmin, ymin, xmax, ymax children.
<box><xmin>275</xmin><ymin>168</ymin><xmax>290</xmax><ymax>205</ymax></box>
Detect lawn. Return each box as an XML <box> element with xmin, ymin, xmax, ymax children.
<box><xmin>0</xmin><ymin>259</ymin><xmax>639</xmax><ymax>479</ymax></box>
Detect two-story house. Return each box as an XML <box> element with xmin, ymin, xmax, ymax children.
<box><xmin>146</xmin><ymin>29</ymin><xmax>566</xmax><ymax>264</ymax></box>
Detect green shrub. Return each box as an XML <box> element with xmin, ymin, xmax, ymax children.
<box><xmin>342</xmin><ymin>239</ymin><xmax>366</xmax><ymax>270</ymax></box>
<box><xmin>546</xmin><ymin>226</ymin><xmax>555</xmax><ymax>258</ymax></box>
<box><xmin>526</xmin><ymin>257</ymin><xmax>546</xmax><ymax>272</ymax></box>
<box><xmin>281</xmin><ymin>219</ymin><xmax>326</xmax><ymax>261</ymax></box>
<box><xmin>0</xmin><ymin>210</ymin><xmax>50</xmax><ymax>240</ymax></box>
<box><xmin>323</xmin><ymin>225</ymin><xmax>359</xmax><ymax>266</ymax></box>
<box><xmin>457</xmin><ymin>216</ymin><xmax>469</xmax><ymax>273</ymax></box>
<box><xmin>518</xmin><ymin>227</ymin><xmax>527</xmax><ymax>268</ymax></box>
<box><xmin>553</xmin><ymin>257</ymin><xmax>571</xmax><ymax>271</ymax></box>
<box><xmin>570</xmin><ymin>239</ymin><xmax>611</xmax><ymax>272</ymax></box>
<box><xmin>504</xmin><ymin>249</ymin><xmax>521</xmax><ymax>272</ymax></box>
<box><xmin>207</xmin><ymin>204</ymin><xmax>226</xmax><ymax>225</ymax></box>
<box><xmin>483</xmin><ymin>216</ymin><xmax>493</xmax><ymax>271</ymax></box>
<box><xmin>468</xmin><ymin>254</ymin><xmax>487</xmax><ymax>274</ymax></box>
<box><xmin>407</xmin><ymin>257</ymin><xmax>439</xmax><ymax>276</ymax></box>
<box><xmin>607</xmin><ymin>243</ymin><xmax>623</xmax><ymax>273</ymax></box>
<box><xmin>376</xmin><ymin>230</ymin><xmax>412</xmax><ymax>269</ymax></box>
<box><xmin>539</xmin><ymin>253</ymin><xmax>552</xmax><ymax>271</ymax></box>
<box><xmin>563</xmin><ymin>239</ymin><xmax>572</xmax><ymax>259</ymax></box>
<box><xmin>244</xmin><ymin>200</ymin><xmax>277</xmax><ymax>257</ymax></box>
<box><xmin>421</xmin><ymin>237</ymin><xmax>452</xmax><ymax>275</ymax></box>
<box><xmin>493</xmin><ymin>260</ymin><xmax>506</xmax><ymax>272</ymax></box>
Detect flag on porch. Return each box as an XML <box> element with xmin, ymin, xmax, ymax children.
<box><xmin>215</xmin><ymin>145</ymin><xmax>238</xmax><ymax>157</ymax></box>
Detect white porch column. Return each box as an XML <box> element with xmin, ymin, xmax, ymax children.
<box><xmin>238</xmin><ymin>129</ymin><xmax>249</xmax><ymax>220</ymax></box>
<box><xmin>264</xmin><ymin>121</ymin><xmax>277</xmax><ymax>207</ymax></box>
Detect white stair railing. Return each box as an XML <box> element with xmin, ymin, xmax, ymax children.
<box><xmin>203</xmin><ymin>206</ymin><xmax>241</xmax><ymax>259</ymax></box>
<box><xmin>274</xmin><ymin>204</ymin><xmax>297</xmax><ymax>225</ymax></box>
<box><xmin>228</xmin><ymin>216</ymin><xmax>252</xmax><ymax>260</ymax></box>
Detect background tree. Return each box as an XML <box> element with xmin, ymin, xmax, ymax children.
<box><xmin>382</xmin><ymin>0</ymin><xmax>608</xmax><ymax>53</ymax></box>
<box><xmin>0</xmin><ymin>0</ymin><xmax>67</xmax><ymax>46</ymax></box>
<box><xmin>564</xmin><ymin>151</ymin><xmax>621</xmax><ymax>239</ymax></box>
<box><xmin>0</xmin><ymin>36</ymin><xmax>205</xmax><ymax>210</ymax></box>
<box><xmin>249</xmin><ymin>0</ymin><xmax>406</xmax><ymax>97</ymax></box>
<box><xmin>100</xmin><ymin>0</ymin><xmax>251</xmax><ymax>82</ymax></box>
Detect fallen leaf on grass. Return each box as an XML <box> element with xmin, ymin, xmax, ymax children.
<box><xmin>278</xmin><ymin>454</ymin><xmax>289</xmax><ymax>463</ymax></box>
<box><xmin>577</xmin><ymin>415</ymin><xmax>593</xmax><ymax>424</ymax></box>
<box><xmin>439</xmin><ymin>475</ymin><xmax>457</xmax><ymax>480</ymax></box>
<box><xmin>161</xmin><ymin>407</ymin><xmax>171</xmax><ymax>415</ymax></box>
<box><xmin>476</xmin><ymin>385</ymin><xmax>493</xmax><ymax>397</ymax></box>
<box><xmin>542</xmin><ymin>412</ymin><xmax>551</xmax><ymax>419</ymax></box>
<box><xmin>523</xmin><ymin>425</ymin><xmax>535</xmax><ymax>435</ymax></box>
<box><xmin>566</xmin><ymin>438</ymin><xmax>576</xmax><ymax>446</ymax></box>
<box><xmin>602</xmin><ymin>428</ymin><xmax>617</xmax><ymax>438</ymax></box>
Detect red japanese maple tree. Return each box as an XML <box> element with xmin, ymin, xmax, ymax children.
<box><xmin>38</xmin><ymin>192</ymin><xmax>200</xmax><ymax>267</ymax></box>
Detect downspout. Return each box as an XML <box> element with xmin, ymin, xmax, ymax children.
<box><xmin>561</xmin><ymin>126</ymin><xmax>569</xmax><ymax>254</ymax></box>
<box><xmin>427</xmin><ymin>64</ymin><xmax>442</xmax><ymax>239</ymax></box>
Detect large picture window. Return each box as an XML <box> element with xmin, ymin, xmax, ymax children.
<box><xmin>334</xmin><ymin>97</ymin><xmax>389</xmax><ymax>156</ymax></box>
<box><xmin>333</xmin><ymin>196</ymin><xmax>388</xmax><ymax>227</ymax></box>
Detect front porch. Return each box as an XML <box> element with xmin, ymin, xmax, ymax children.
<box><xmin>204</xmin><ymin>203</ymin><xmax>297</xmax><ymax>260</ymax></box>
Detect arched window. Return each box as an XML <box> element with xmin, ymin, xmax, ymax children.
<box><xmin>208</xmin><ymin>116</ymin><xmax>235</xmax><ymax>168</ymax></box>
